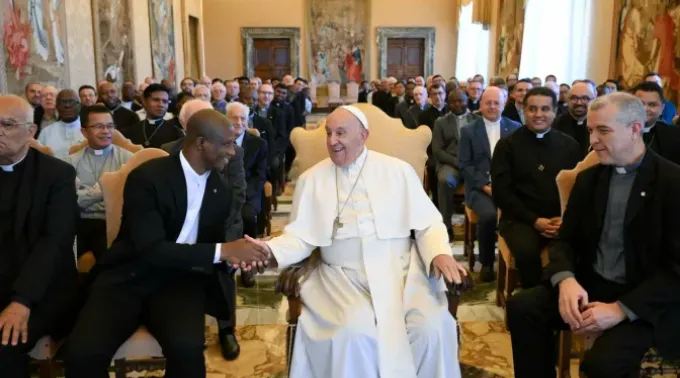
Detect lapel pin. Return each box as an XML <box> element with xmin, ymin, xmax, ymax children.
<box><xmin>538</xmin><ymin>164</ymin><xmax>545</xmax><ymax>171</ymax></box>
<box><xmin>641</xmin><ymin>191</ymin><xmax>645</xmax><ymax>197</ymax></box>
<box><xmin>214</xmin><ymin>189</ymin><xmax>217</xmax><ymax>194</ymax></box>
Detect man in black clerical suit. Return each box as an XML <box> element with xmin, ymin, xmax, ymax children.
<box><xmin>273</xmin><ymin>84</ymin><xmax>297</xmax><ymax>174</ymax></box>
<box><xmin>358</xmin><ymin>80</ymin><xmax>370</xmax><ymax>103</ymax></box>
<box><xmin>492</xmin><ymin>87</ymin><xmax>581</xmax><ymax>288</ymax></box>
<box><xmin>507</xmin><ymin>93</ymin><xmax>680</xmax><ymax>378</ymax></box>
<box><xmin>419</xmin><ymin>83</ymin><xmax>449</xmax><ymax>207</ymax></box>
<box><xmin>64</xmin><ymin>110</ymin><xmax>270</xmax><ymax>378</ymax></box>
<box><xmin>394</xmin><ymin>81</ymin><xmax>416</xmax><ymax>123</ymax></box>
<box><xmin>502</xmin><ymin>78</ymin><xmax>532</xmax><ymax>125</ymax></box>
<box><xmin>372</xmin><ymin>79</ymin><xmax>396</xmax><ymax>117</ymax></box>
<box><xmin>124</xmin><ymin>84</ymin><xmax>184</xmax><ymax>149</ymax></box>
<box><xmin>98</xmin><ymin>82</ymin><xmax>140</xmax><ymax>135</ymax></box>
<box><xmin>252</xmin><ymin>84</ymin><xmax>287</xmax><ymax>194</ymax></box>
<box><xmin>632</xmin><ymin>82</ymin><xmax>680</xmax><ymax>166</ymax></box>
<box><xmin>459</xmin><ymin>87</ymin><xmax>521</xmax><ymax>282</ymax></box>
<box><xmin>0</xmin><ymin>95</ymin><xmax>79</xmax><ymax>377</ymax></box>
<box><xmin>552</xmin><ymin>82</ymin><xmax>595</xmax><ymax>157</ymax></box>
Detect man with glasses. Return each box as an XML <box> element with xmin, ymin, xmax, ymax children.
<box><xmin>0</xmin><ymin>95</ymin><xmax>79</xmax><ymax>377</ymax></box>
<box><xmin>63</xmin><ymin>105</ymin><xmax>133</xmax><ymax>260</ymax></box>
<box><xmin>37</xmin><ymin>89</ymin><xmax>85</xmax><ymax>159</ymax></box>
<box><xmin>467</xmin><ymin>81</ymin><xmax>484</xmax><ymax>112</ymax></box>
<box><xmin>552</xmin><ymin>82</ymin><xmax>595</xmax><ymax>157</ymax></box>
<box><xmin>254</xmin><ymin>84</ymin><xmax>287</xmax><ymax>195</ymax></box>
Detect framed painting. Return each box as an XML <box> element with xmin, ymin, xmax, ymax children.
<box><xmin>307</xmin><ymin>0</ymin><xmax>368</xmax><ymax>85</ymax></box>
<box><xmin>611</xmin><ymin>0</ymin><xmax>680</xmax><ymax>98</ymax></box>
<box><xmin>495</xmin><ymin>0</ymin><xmax>525</xmax><ymax>78</ymax></box>
<box><xmin>148</xmin><ymin>0</ymin><xmax>175</xmax><ymax>83</ymax></box>
<box><xmin>1</xmin><ymin>0</ymin><xmax>70</xmax><ymax>94</ymax></box>
<box><xmin>91</xmin><ymin>0</ymin><xmax>135</xmax><ymax>87</ymax></box>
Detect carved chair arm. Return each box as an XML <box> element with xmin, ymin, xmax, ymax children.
<box><xmin>275</xmin><ymin>249</ymin><xmax>322</xmax><ymax>298</ymax></box>
<box><xmin>445</xmin><ymin>268</ymin><xmax>475</xmax><ymax>296</ymax></box>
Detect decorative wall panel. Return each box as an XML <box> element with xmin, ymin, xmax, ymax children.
<box><xmin>92</xmin><ymin>0</ymin><xmax>135</xmax><ymax>87</ymax></box>
<box><xmin>148</xmin><ymin>0</ymin><xmax>175</xmax><ymax>81</ymax></box>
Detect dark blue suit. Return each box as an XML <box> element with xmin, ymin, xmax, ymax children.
<box><xmin>458</xmin><ymin>116</ymin><xmax>521</xmax><ymax>267</ymax></box>
<box><xmin>240</xmin><ymin>132</ymin><xmax>268</xmax><ymax>237</ymax></box>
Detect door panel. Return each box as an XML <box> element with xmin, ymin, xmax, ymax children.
<box><xmin>253</xmin><ymin>39</ymin><xmax>291</xmax><ymax>80</ymax></box>
<box><xmin>386</xmin><ymin>38</ymin><xmax>425</xmax><ymax>80</ymax></box>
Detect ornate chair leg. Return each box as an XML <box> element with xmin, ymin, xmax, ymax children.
<box><xmin>496</xmin><ymin>255</ymin><xmax>507</xmax><ymax>307</ymax></box>
<box><xmin>114</xmin><ymin>359</ymin><xmax>127</xmax><ymax>378</ymax></box>
<box><xmin>557</xmin><ymin>331</ymin><xmax>573</xmax><ymax>378</ymax></box>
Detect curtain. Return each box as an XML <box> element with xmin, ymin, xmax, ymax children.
<box><xmin>519</xmin><ymin>0</ymin><xmax>593</xmax><ymax>84</ymax></box>
<box><xmin>472</xmin><ymin>0</ymin><xmax>494</xmax><ymax>28</ymax></box>
<box><xmin>456</xmin><ymin>2</ymin><xmax>491</xmax><ymax>80</ymax></box>
<box><xmin>496</xmin><ymin>0</ymin><xmax>526</xmax><ymax>78</ymax></box>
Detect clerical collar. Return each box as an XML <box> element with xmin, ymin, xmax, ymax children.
<box><xmin>614</xmin><ymin>151</ymin><xmax>645</xmax><ymax>174</ymax></box>
<box><xmin>0</xmin><ymin>152</ymin><xmax>27</xmax><ymax>172</ymax></box>
<box><xmin>532</xmin><ymin>129</ymin><xmax>551</xmax><ymax>139</ymax></box>
<box><xmin>570</xmin><ymin>113</ymin><xmax>586</xmax><ymax>125</ymax></box>
<box><xmin>60</xmin><ymin>118</ymin><xmax>81</xmax><ymax>128</ymax></box>
<box><xmin>86</xmin><ymin>145</ymin><xmax>113</xmax><ymax>156</ymax></box>
<box><xmin>454</xmin><ymin>109</ymin><xmax>470</xmax><ymax>117</ymax></box>
<box><xmin>179</xmin><ymin>150</ymin><xmax>211</xmax><ymax>181</ymax></box>
<box><xmin>148</xmin><ymin>117</ymin><xmax>164</xmax><ymax>126</ymax></box>
<box><xmin>643</xmin><ymin>122</ymin><xmax>655</xmax><ymax>133</ymax></box>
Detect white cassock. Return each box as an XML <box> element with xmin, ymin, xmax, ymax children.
<box><xmin>266</xmin><ymin>148</ymin><xmax>461</xmax><ymax>378</ymax></box>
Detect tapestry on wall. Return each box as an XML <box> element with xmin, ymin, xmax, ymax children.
<box><xmin>308</xmin><ymin>0</ymin><xmax>367</xmax><ymax>85</ymax></box>
<box><xmin>92</xmin><ymin>0</ymin><xmax>135</xmax><ymax>87</ymax></box>
<box><xmin>613</xmin><ymin>0</ymin><xmax>680</xmax><ymax>95</ymax></box>
<box><xmin>1</xmin><ymin>0</ymin><xmax>69</xmax><ymax>94</ymax></box>
<box><xmin>496</xmin><ymin>0</ymin><xmax>525</xmax><ymax>78</ymax></box>
<box><xmin>148</xmin><ymin>0</ymin><xmax>175</xmax><ymax>83</ymax></box>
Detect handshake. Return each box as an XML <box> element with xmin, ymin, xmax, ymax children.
<box><xmin>219</xmin><ymin>235</ymin><xmax>275</xmax><ymax>273</ymax></box>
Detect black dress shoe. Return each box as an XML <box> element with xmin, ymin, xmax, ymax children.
<box><xmin>240</xmin><ymin>270</ymin><xmax>255</xmax><ymax>288</ymax></box>
<box><xmin>219</xmin><ymin>331</ymin><xmax>241</xmax><ymax>361</ymax></box>
<box><xmin>480</xmin><ymin>265</ymin><xmax>496</xmax><ymax>282</ymax></box>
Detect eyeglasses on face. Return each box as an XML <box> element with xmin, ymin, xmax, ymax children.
<box><xmin>0</xmin><ymin>119</ymin><xmax>32</xmax><ymax>131</ymax></box>
<box><xmin>569</xmin><ymin>96</ymin><xmax>592</xmax><ymax>103</ymax></box>
<box><xmin>87</xmin><ymin>123</ymin><xmax>115</xmax><ymax>131</ymax></box>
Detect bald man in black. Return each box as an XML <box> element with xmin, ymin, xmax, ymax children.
<box><xmin>64</xmin><ymin>110</ymin><xmax>270</xmax><ymax>378</ymax></box>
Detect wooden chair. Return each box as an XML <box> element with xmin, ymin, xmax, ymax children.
<box><xmin>345</xmin><ymin>81</ymin><xmax>359</xmax><ymax>104</ymax></box>
<box><xmin>100</xmin><ymin>148</ymin><xmax>169</xmax><ymax>376</ymax></box>
<box><xmin>464</xmin><ymin>204</ymin><xmax>478</xmax><ymax>270</ymax></box>
<box><xmin>246</xmin><ymin>128</ymin><xmax>273</xmax><ymax>236</ymax></box>
<box><xmin>68</xmin><ymin>130</ymin><xmax>143</xmax><ymax>156</ymax></box>
<box><xmin>275</xmin><ymin>103</ymin><xmax>473</xmax><ymax>370</ymax></box>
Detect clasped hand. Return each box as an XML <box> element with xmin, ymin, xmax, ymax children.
<box><xmin>221</xmin><ymin>235</ymin><xmax>273</xmax><ymax>273</ymax></box>
<box><xmin>558</xmin><ymin>277</ymin><xmax>626</xmax><ymax>334</ymax></box>
<box><xmin>534</xmin><ymin>217</ymin><xmax>561</xmax><ymax>239</ymax></box>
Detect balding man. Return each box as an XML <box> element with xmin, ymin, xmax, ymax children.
<box><xmin>415</xmin><ymin>76</ymin><xmax>425</xmax><ymax>87</ymax></box>
<box><xmin>0</xmin><ymin>95</ymin><xmax>79</xmax><ymax>376</ymax></box>
<box><xmin>37</xmin><ymin>86</ymin><xmax>59</xmax><ymax>134</ymax></box>
<box><xmin>38</xmin><ymin>90</ymin><xmax>85</xmax><ymax>159</ymax></box>
<box><xmin>403</xmin><ymin>85</ymin><xmax>429</xmax><ymax>130</ymax></box>
<box><xmin>64</xmin><ymin>110</ymin><xmax>270</xmax><ymax>377</ymax></box>
<box><xmin>246</xmin><ymin>105</ymin><xmax>466</xmax><ymax>378</ymax></box>
<box><xmin>98</xmin><ymin>82</ymin><xmax>140</xmax><ymax>135</ymax></box>
<box><xmin>552</xmin><ymin>82</ymin><xmax>595</xmax><ymax>157</ymax></box>
<box><xmin>508</xmin><ymin>92</ymin><xmax>680</xmax><ymax>378</ymax></box>
<box><xmin>211</xmin><ymin>82</ymin><xmax>228</xmax><ymax>114</ymax></box>
<box><xmin>459</xmin><ymin>86</ymin><xmax>521</xmax><ymax>282</ymax></box>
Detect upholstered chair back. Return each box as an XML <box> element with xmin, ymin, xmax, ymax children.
<box><xmin>28</xmin><ymin>138</ymin><xmax>53</xmax><ymax>156</ymax></box>
<box><xmin>556</xmin><ymin>151</ymin><xmax>600</xmax><ymax>215</ymax></box>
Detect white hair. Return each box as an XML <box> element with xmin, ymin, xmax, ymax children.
<box><xmin>226</xmin><ymin>101</ymin><xmax>250</xmax><ymax>117</ymax></box>
<box><xmin>413</xmin><ymin>86</ymin><xmax>427</xmax><ymax>95</ymax></box>
<box><xmin>211</xmin><ymin>82</ymin><xmax>226</xmax><ymax>92</ymax></box>
<box><xmin>590</xmin><ymin>92</ymin><xmax>645</xmax><ymax>127</ymax></box>
<box><xmin>192</xmin><ymin>84</ymin><xmax>210</xmax><ymax>96</ymax></box>
<box><xmin>179</xmin><ymin>99</ymin><xmax>213</xmax><ymax>127</ymax></box>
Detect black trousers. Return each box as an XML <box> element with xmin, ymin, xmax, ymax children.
<box><xmin>269</xmin><ymin>155</ymin><xmax>283</xmax><ymax>193</ymax></box>
<box><xmin>76</xmin><ymin>218</ymin><xmax>107</xmax><ymax>259</ymax></box>
<box><xmin>468</xmin><ymin>192</ymin><xmax>497</xmax><ymax>267</ymax></box>
<box><xmin>211</xmin><ymin>270</ymin><xmax>237</xmax><ymax>331</ymax></box>
<box><xmin>0</xmin><ymin>298</ymin><xmax>50</xmax><ymax>378</ymax></box>
<box><xmin>426</xmin><ymin>164</ymin><xmax>439</xmax><ymax>208</ymax></box>
<box><xmin>242</xmin><ymin>202</ymin><xmax>259</xmax><ymax>238</ymax></box>
<box><xmin>64</xmin><ymin>275</ymin><xmax>208</xmax><ymax>378</ymax></box>
<box><xmin>507</xmin><ymin>272</ymin><xmax>654</xmax><ymax>378</ymax></box>
<box><xmin>499</xmin><ymin>220</ymin><xmax>550</xmax><ymax>288</ymax></box>
<box><xmin>285</xmin><ymin>144</ymin><xmax>295</xmax><ymax>174</ymax></box>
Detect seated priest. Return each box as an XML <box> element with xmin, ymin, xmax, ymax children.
<box><xmin>507</xmin><ymin>93</ymin><xmax>680</xmax><ymax>378</ymax></box>
<box><xmin>246</xmin><ymin>105</ymin><xmax>466</xmax><ymax>378</ymax></box>
<box><xmin>98</xmin><ymin>82</ymin><xmax>140</xmax><ymax>135</ymax></box>
<box><xmin>124</xmin><ymin>84</ymin><xmax>184</xmax><ymax>148</ymax></box>
<box><xmin>63</xmin><ymin>105</ymin><xmax>133</xmax><ymax>260</ymax></box>
<box><xmin>491</xmin><ymin>87</ymin><xmax>581</xmax><ymax>288</ymax></box>
<box><xmin>631</xmin><ymin>81</ymin><xmax>680</xmax><ymax>166</ymax></box>
<box><xmin>37</xmin><ymin>89</ymin><xmax>85</xmax><ymax>159</ymax></box>
<box><xmin>0</xmin><ymin>95</ymin><xmax>79</xmax><ymax>377</ymax></box>
<box><xmin>161</xmin><ymin>99</ymin><xmax>248</xmax><ymax>361</ymax></box>
<box><xmin>64</xmin><ymin>110</ymin><xmax>269</xmax><ymax>378</ymax></box>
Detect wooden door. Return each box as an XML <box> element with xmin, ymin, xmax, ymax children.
<box><xmin>253</xmin><ymin>39</ymin><xmax>291</xmax><ymax>80</ymax></box>
<box><xmin>188</xmin><ymin>16</ymin><xmax>201</xmax><ymax>79</ymax></box>
<box><xmin>386</xmin><ymin>38</ymin><xmax>425</xmax><ymax>80</ymax></box>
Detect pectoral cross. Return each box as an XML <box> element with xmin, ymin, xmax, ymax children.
<box><xmin>331</xmin><ymin>216</ymin><xmax>344</xmax><ymax>239</ymax></box>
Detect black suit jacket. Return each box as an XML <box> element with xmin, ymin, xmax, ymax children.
<box><xmin>33</xmin><ymin>105</ymin><xmax>44</xmax><ymax>138</ymax></box>
<box><xmin>372</xmin><ymin>91</ymin><xmax>396</xmax><ymax>117</ymax></box>
<box><xmin>256</xmin><ymin>105</ymin><xmax>288</xmax><ymax>158</ymax></box>
<box><xmin>647</xmin><ymin>122</ymin><xmax>680</xmax><ymax>166</ymax></box>
<box><xmin>124</xmin><ymin>118</ymin><xmax>184</xmax><ymax>149</ymax></box>
<box><xmin>552</xmin><ymin>113</ymin><xmax>589</xmax><ymax>157</ymax></box>
<box><xmin>7</xmin><ymin>148</ymin><xmax>79</xmax><ymax>319</ymax></box>
<box><xmin>502</xmin><ymin>103</ymin><xmax>523</xmax><ymax>125</ymax></box>
<box><xmin>93</xmin><ymin>155</ymin><xmax>233</xmax><ymax>292</ymax></box>
<box><xmin>111</xmin><ymin>106</ymin><xmax>141</xmax><ymax>136</ymax></box>
<box><xmin>240</xmin><ymin>132</ymin><xmax>268</xmax><ymax>212</ymax></box>
<box><xmin>545</xmin><ymin>150</ymin><xmax>680</xmax><ymax>359</ymax></box>
<box><xmin>358</xmin><ymin>90</ymin><xmax>369</xmax><ymax>103</ymax></box>
<box><xmin>160</xmin><ymin>138</ymin><xmax>246</xmax><ymax>242</ymax></box>
<box><xmin>273</xmin><ymin>101</ymin><xmax>296</xmax><ymax>136</ymax></box>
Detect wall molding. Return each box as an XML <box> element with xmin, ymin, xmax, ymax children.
<box><xmin>375</xmin><ymin>27</ymin><xmax>435</xmax><ymax>79</ymax></box>
<box><xmin>241</xmin><ymin>27</ymin><xmax>301</xmax><ymax>78</ymax></box>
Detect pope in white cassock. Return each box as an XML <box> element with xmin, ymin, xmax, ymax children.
<box><xmin>246</xmin><ymin>105</ymin><xmax>465</xmax><ymax>378</ymax></box>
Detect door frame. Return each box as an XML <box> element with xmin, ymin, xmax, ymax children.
<box><xmin>241</xmin><ymin>27</ymin><xmax>301</xmax><ymax>78</ymax></box>
<box><xmin>376</xmin><ymin>27</ymin><xmax>435</xmax><ymax>79</ymax></box>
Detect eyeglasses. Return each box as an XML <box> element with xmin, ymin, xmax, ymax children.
<box><xmin>569</xmin><ymin>96</ymin><xmax>592</xmax><ymax>103</ymax></box>
<box><xmin>0</xmin><ymin>119</ymin><xmax>32</xmax><ymax>132</ymax></box>
<box><xmin>57</xmin><ymin>99</ymin><xmax>79</xmax><ymax>106</ymax></box>
<box><xmin>87</xmin><ymin>123</ymin><xmax>115</xmax><ymax>131</ymax></box>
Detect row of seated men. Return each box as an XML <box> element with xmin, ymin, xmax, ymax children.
<box><xmin>365</xmin><ymin>70</ymin><xmax>680</xmax><ymax>376</ymax></box>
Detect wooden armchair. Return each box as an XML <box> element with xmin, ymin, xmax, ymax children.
<box><xmin>99</xmin><ymin>148</ymin><xmax>169</xmax><ymax>376</ymax></box>
<box><xmin>275</xmin><ymin>103</ymin><xmax>474</xmax><ymax>368</ymax></box>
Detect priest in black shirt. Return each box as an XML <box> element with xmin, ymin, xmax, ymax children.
<box><xmin>492</xmin><ymin>87</ymin><xmax>581</xmax><ymax>288</ymax></box>
<box><xmin>552</xmin><ymin>82</ymin><xmax>594</xmax><ymax>157</ymax></box>
<box><xmin>98</xmin><ymin>82</ymin><xmax>140</xmax><ymax>135</ymax></box>
<box><xmin>418</xmin><ymin>83</ymin><xmax>449</xmax><ymax>207</ymax></box>
<box><xmin>125</xmin><ymin>84</ymin><xmax>184</xmax><ymax>149</ymax></box>
<box><xmin>371</xmin><ymin>79</ymin><xmax>395</xmax><ymax>117</ymax></box>
<box><xmin>632</xmin><ymin>82</ymin><xmax>680</xmax><ymax>166</ymax></box>
<box><xmin>0</xmin><ymin>95</ymin><xmax>79</xmax><ymax>376</ymax></box>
